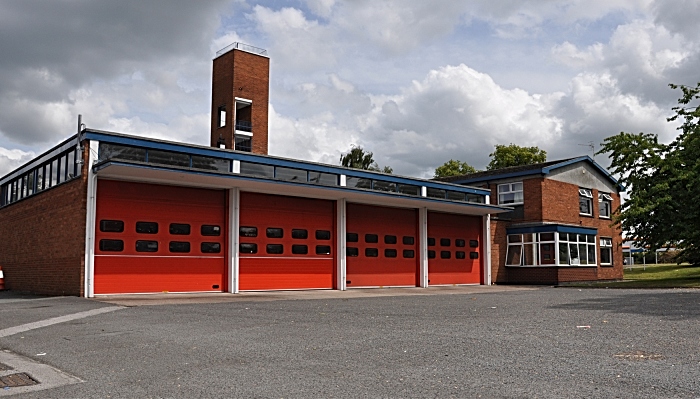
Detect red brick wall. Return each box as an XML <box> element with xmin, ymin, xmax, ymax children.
<box><xmin>211</xmin><ymin>48</ymin><xmax>270</xmax><ymax>155</ymax></box>
<box><xmin>488</xmin><ymin>175</ymin><xmax>624</xmax><ymax>284</ymax></box>
<box><xmin>0</xmin><ymin>147</ymin><xmax>88</xmax><ymax>295</ymax></box>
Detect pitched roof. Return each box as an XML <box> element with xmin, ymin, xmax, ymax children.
<box><xmin>435</xmin><ymin>156</ymin><xmax>622</xmax><ymax>190</ymax></box>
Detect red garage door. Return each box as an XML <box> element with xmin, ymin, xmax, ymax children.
<box><xmin>427</xmin><ymin>212</ymin><xmax>482</xmax><ymax>285</ymax></box>
<box><xmin>346</xmin><ymin>204</ymin><xmax>418</xmax><ymax>288</ymax></box>
<box><xmin>238</xmin><ymin>192</ymin><xmax>335</xmax><ymax>290</ymax></box>
<box><xmin>94</xmin><ymin>180</ymin><xmax>227</xmax><ymax>294</ymax></box>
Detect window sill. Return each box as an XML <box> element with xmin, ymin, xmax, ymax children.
<box><xmin>579</xmin><ymin>213</ymin><xmax>593</xmax><ymax>218</ymax></box>
<box><xmin>599</xmin><ymin>216</ymin><xmax>611</xmax><ymax>220</ymax></box>
<box><xmin>500</xmin><ymin>202</ymin><xmax>524</xmax><ymax>206</ymax></box>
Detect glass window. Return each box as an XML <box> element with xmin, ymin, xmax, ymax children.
<box><xmin>239</xmin><ymin>162</ymin><xmax>274</xmax><ymax>178</ymax></box>
<box><xmin>275</xmin><ymin>167</ymin><xmax>307</xmax><ymax>182</ymax></box>
<box><xmin>240</xmin><ymin>243</ymin><xmax>258</xmax><ymax>254</ymax></box>
<box><xmin>455</xmin><ymin>239</ymin><xmax>466</xmax><ymax>248</ymax></box>
<box><xmin>202</xmin><ymin>225</ymin><xmax>221</xmax><ymax>236</ymax></box>
<box><xmin>51</xmin><ymin>158</ymin><xmax>59</xmax><ymax>186</ymax></box>
<box><xmin>148</xmin><ymin>150</ymin><xmax>190</xmax><ymax>168</ymax></box>
<box><xmin>524</xmin><ymin>243</ymin><xmax>537</xmax><ymax>265</ymax></box>
<box><xmin>466</xmin><ymin>194</ymin><xmax>485</xmax><ymax>203</ymax></box>
<box><xmin>456</xmin><ymin>251</ymin><xmax>466</xmax><ymax>259</ymax></box>
<box><xmin>446</xmin><ymin>191</ymin><xmax>466</xmax><ymax>201</ymax></box>
<box><xmin>36</xmin><ymin>166</ymin><xmax>45</xmax><ymax>192</ymax></box>
<box><xmin>440</xmin><ymin>238</ymin><xmax>451</xmax><ymax>247</ymax></box>
<box><xmin>266</xmin><ymin>244</ymin><xmax>284</xmax><ymax>254</ymax></box>
<box><xmin>384</xmin><ymin>249</ymin><xmax>397</xmax><ymax>258</ymax></box>
<box><xmin>397</xmin><ymin>184</ymin><xmax>420</xmax><ymax>196</ymax></box>
<box><xmin>579</xmin><ymin>188</ymin><xmax>593</xmax><ymax>215</ymax></box>
<box><xmin>384</xmin><ymin>235</ymin><xmax>397</xmax><ymax>244</ymax></box>
<box><xmin>266</xmin><ymin>228</ymin><xmax>284</xmax><ymax>238</ymax></box>
<box><xmin>292</xmin><ymin>245</ymin><xmax>308</xmax><ymax>255</ymax></box>
<box><xmin>598</xmin><ymin>193</ymin><xmax>612</xmax><ymax>218</ymax></box>
<box><xmin>365</xmin><ymin>248</ymin><xmax>379</xmax><ymax>257</ymax></box>
<box><xmin>403</xmin><ymin>236</ymin><xmax>415</xmax><ymax>245</ymax></box>
<box><xmin>66</xmin><ymin>150</ymin><xmax>76</xmax><ymax>179</ymax></box>
<box><xmin>345</xmin><ymin>177</ymin><xmax>371</xmax><ymax>189</ymax></box>
<box><xmin>440</xmin><ymin>251</ymin><xmax>451</xmax><ymax>259</ymax></box>
<box><xmin>191</xmin><ymin>156</ymin><xmax>229</xmax><ymax>172</ymax></box>
<box><xmin>428</xmin><ymin>237</ymin><xmax>435</xmax><ymax>246</ymax></box>
<box><xmin>169</xmin><ymin>223</ymin><xmax>191</xmax><ymax>235</ymax></box>
<box><xmin>99</xmin><ymin>239</ymin><xmax>124</xmax><ymax>252</ymax></box>
<box><xmin>234</xmin><ymin>136</ymin><xmax>252</xmax><ymax>152</ymax></box>
<box><xmin>100</xmin><ymin>220</ymin><xmax>125</xmax><ymax>233</ymax></box>
<box><xmin>202</xmin><ymin>242</ymin><xmax>221</xmax><ymax>253</ymax></box>
<box><xmin>347</xmin><ymin>247</ymin><xmax>359</xmax><ymax>257</ymax></box>
<box><xmin>292</xmin><ymin>229</ymin><xmax>308</xmax><ymax>239</ymax></box>
<box><xmin>506</xmin><ymin>245</ymin><xmax>522</xmax><ymax>266</ymax></box>
<box><xmin>372</xmin><ymin>180</ymin><xmax>396</xmax><ymax>193</ymax></box>
<box><xmin>600</xmin><ymin>237</ymin><xmax>613</xmax><ymax>265</ymax></box>
<box><xmin>316</xmin><ymin>245</ymin><xmax>331</xmax><ymax>255</ymax></box>
<box><xmin>540</xmin><ymin>232</ymin><xmax>555</xmax><ymax>242</ymax></box>
<box><xmin>428</xmin><ymin>250</ymin><xmax>436</xmax><ymax>259</ymax></box>
<box><xmin>470</xmin><ymin>252</ymin><xmax>479</xmax><ymax>259</ymax></box>
<box><xmin>469</xmin><ymin>240</ymin><xmax>479</xmax><ymax>248</ymax></box>
<box><xmin>26</xmin><ymin>171</ymin><xmax>35</xmax><ymax>196</ymax></box>
<box><xmin>136</xmin><ymin>222</ymin><xmax>158</xmax><ymax>234</ymax></box>
<box><xmin>136</xmin><ymin>240</ymin><xmax>158</xmax><ymax>252</ymax></box>
<box><xmin>507</xmin><ymin>234</ymin><xmax>522</xmax><ymax>243</ymax></box>
<box><xmin>240</xmin><ymin>226</ymin><xmax>258</xmax><ymax>237</ymax></box>
<box><xmin>309</xmin><ymin>172</ymin><xmax>338</xmax><ymax>186</ymax></box>
<box><xmin>498</xmin><ymin>182</ymin><xmax>523</xmax><ymax>205</ymax></box>
<box><xmin>569</xmin><ymin>243</ymin><xmax>580</xmax><ymax>265</ymax></box>
<box><xmin>315</xmin><ymin>230</ymin><xmax>331</xmax><ymax>240</ymax></box>
<box><xmin>347</xmin><ymin>233</ymin><xmax>359</xmax><ymax>242</ymax></box>
<box><xmin>98</xmin><ymin>143</ymin><xmax>147</xmax><ymax>162</ymax></box>
<box><xmin>540</xmin><ymin>243</ymin><xmax>556</xmax><ymax>265</ymax></box>
<box><xmin>169</xmin><ymin>241</ymin><xmax>190</xmax><ymax>253</ymax></box>
<box><xmin>365</xmin><ymin>234</ymin><xmax>378</xmax><ymax>243</ymax></box>
<box><xmin>403</xmin><ymin>250</ymin><xmax>415</xmax><ymax>258</ymax></box>
<box><xmin>426</xmin><ymin>187</ymin><xmax>446</xmax><ymax>199</ymax></box>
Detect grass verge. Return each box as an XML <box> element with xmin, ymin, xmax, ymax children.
<box><xmin>572</xmin><ymin>263</ymin><xmax>700</xmax><ymax>288</ymax></box>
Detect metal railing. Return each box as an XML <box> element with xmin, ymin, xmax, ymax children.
<box><xmin>235</xmin><ymin>121</ymin><xmax>253</xmax><ymax>132</ymax></box>
<box><xmin>216</xmin><ymin>42</ymin><xmax>268</xmax><ymax>57</ymax></box>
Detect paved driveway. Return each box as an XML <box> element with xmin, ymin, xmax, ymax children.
<box><xmin>1</xmin><ymin>287</ymin><xmax>699</xmax><ymax>398</ymax></box>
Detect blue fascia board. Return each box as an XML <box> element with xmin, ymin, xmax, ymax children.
<box><xmin>83</xmin><ymin>129</ymin><xmax>490</xmax><ymax>195</ymax></box>
<box><xmin>507</xmin><ymin>224</ymin><xmax>597</xmax><ymax>235</ymax></box>
<box><xmin>93</xmin><ymin>161</ymin><xmax>505</xmax><ymax>211</ymax></box>
<box><xmin>450</xmin><ymin>155</ymin><xmax>624</xmax><ymax>192</ymax></box>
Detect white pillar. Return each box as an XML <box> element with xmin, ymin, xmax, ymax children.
<box><xmin>419</xmin><ymin>207</ymin><xmax>429</xmax><ymax>287</ymax></box>
<box><xmin>483</xmin><ymin>214</ymin><xmax>492</xmax><ymax>285</ymax></box>
<box><xmin>228</xmin><ymin>188</ymin><xmax>240</xmax><ymax>293</ymax></box>
<box><xmin>83</xmin><ymin>140</ymin><xmax>99</xmax><ymax>298</ymax></box>
<box><xmin>337</xmin><ymin>198</ymin><xmax>347</xmax><ymax>290</ymax></box>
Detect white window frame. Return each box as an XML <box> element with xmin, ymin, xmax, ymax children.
<box><xmin>600</xmin><ymin>237</ymin><xmax>613</xmax><ymax>266</ymax></box>
<box><xmin>557</xmin><ymin>233</ymin><xmax>597</xmax><ymax>266</ymax></box>
<box><xmin>579</xmin><ymin>188</ymin><xmax>593</xmax><ymax>216</ymax></box>
<box><xmin>498</xmin><ymin>182</ymin><xmax>524</xmax><ymax>205</ymax></box>
<box><xmin>598</xmin><ymin>193</ymin><xmax>613</xmax><ymax>219</ymax></box>
<box><xmin>505</xmin><ymin>233</ymin><xmax>555</xmax><ymax>266</ymax></box>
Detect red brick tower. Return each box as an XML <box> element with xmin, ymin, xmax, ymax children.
<box><xmin>210</xmin><ymin>43</ymin><xmax>270</xmax><ymax>154</ymax></box>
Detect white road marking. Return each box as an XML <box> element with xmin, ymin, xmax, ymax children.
<box><xmin>0</xmin><ymin>306</ymin><xmax>123</xmax><ymax>338</ymax></box>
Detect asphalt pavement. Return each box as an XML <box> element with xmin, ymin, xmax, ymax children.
<box><xmin>0</xmin><ymin>286</ymin><xmax>699</xmax><ymax>398</ymax></box>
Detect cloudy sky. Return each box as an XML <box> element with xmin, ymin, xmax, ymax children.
<box><xmin>0</xmin><ymin>0</ymin><xmax>697</xmax><ymax>178</ymax></box>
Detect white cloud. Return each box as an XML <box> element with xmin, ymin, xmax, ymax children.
<box><xmin>0</xmin><ymin>148</ymin><xmax>35</xmax><ymax>177</ymax></box>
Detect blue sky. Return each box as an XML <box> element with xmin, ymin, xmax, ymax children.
<box><xmin>0</xmin><ymin>0</ymin><xmax>697</xmax><ymax>177</ymax></box>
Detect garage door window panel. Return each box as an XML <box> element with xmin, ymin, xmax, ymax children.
<box><xmin>292</xmin><ymin>245</ymin><xmax>308</xmax><ymax>255</ymax></box>
<box><xmin>240</xmin><ymin>243</ymin><xmax>258</xmax><ymax>254</ymax></box>
<box><xmin>403</xmin><ymin>236</ymin><xmax>415</xmax><ymax>245</ymax></box>
<box><xmin>202</xmin><ymin>225</ymin><xmax>221</xmax><ymax>236</ymax></box>
<box><xmin>136</xmin><ymin>240</ymin><xmax>158</xmax><ymax>252</ymax></box>
<box><xmin>292</xmin><ymin>229</ymin><xmax>308</xmax><ymax>239</ymax></box>
<box><xmin>266</xmin><ymin>244</ymin><xmax>284</xmax><ymax>254</ymax></box>
<box><xmin>240</xmin><ymin>226</ymin><xmax>257</xmax><ymax>237</ymax></box>
<box><xmin>347</xmin><ymin>247</ymin><xmax>359</xmax><ymax>257</ymax></box>
<box><xmin>347</xmin><ymin>233</ymin><xmax>359</xmax><ymax>242</ymax></box>
<box><xmin>202</xmin><ymin>242</ymin><xmax>221</xmax><ymax>253</ymax></box>
<box><xmin>100</xmin><ymin>220</ymin><xmax>124</xmax><ymax>233</ymax></box>
<box><xmin>136</xmin><ymin>222</ymin><xmax>158</xmax><ymax>234</ymax></box>
<box><xmin>266</xmin><ymin>228</ymin><xmax>284</xmax><ymax>238</ymax></box>
<box><xmin>365</xmin><ymin>234</ymin><xmax>378</xmax><ymax>243</ymax></box>
<box><xmin>99</xmin><ymin>239</ymin><xmax>124</xmax><ymax>252</ymax></box>
<box><xmin>365</xmin><ymin>248</ymin><xmax>379</xmax><ymax>257</ymax></box>
<box><xmin>315</xmin><ymin>230</ymin><xmax>331</xmax><ymax>240</ymax></box>
<box><xmin>169</xmin><ymin>241</ymin><xmax>191</xmax><ymax>253</ymax></box>
<box><xmin>316</xmin><ymin>245</ymin><xmax>331</xmax><ymax>255</ymax></box>
<box><xmin>385</xmin><ymin>249</ymin><xmax>397</xmax><ymax>258</ymax></box>
<box><xmin>169</xmin><ymin>223</ymin><xmax>191</xmax><ymax>235</ymax></box>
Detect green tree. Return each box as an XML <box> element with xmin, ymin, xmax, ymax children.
<box><xmin>598</xmin><ymin>82</ymin><xmax>700</xmax><ymax>265</ymax></box>
<box><xmin>486</xmin><ymin>144</ymin><xmax>547</xmax><ymax>170</ymax></box>
<box><xmin>434</xmin><ymin>159</ymin><xmax>478</xmax><ymax>178</ymax></box>
<box><xmin>340</xmin><ymin>145</ymin><xmax>392</xmax><ymax>173</ymax></box>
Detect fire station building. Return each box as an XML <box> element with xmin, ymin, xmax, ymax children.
<box><xmin>0</xmin><ymin>44</ymin><xmax>514</xmax><ymax>297</ymax></box>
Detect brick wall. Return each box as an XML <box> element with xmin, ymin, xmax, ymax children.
<box><xmin>488</xmin><ymin>175</ymin><xmax>624</xmax><ymax>284</ymax></box>
<box><xmin>211</xmin><ymin>48</ymin><xmax>270</xmax><ymax>155</ymax></box>
<box><xmin>0</xmin><ymin>147</ymin><xmax>88</xmax><ymax>295</ymax></box>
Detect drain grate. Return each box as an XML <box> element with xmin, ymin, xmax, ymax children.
<box><xmin>0</xmin><ymin>362</ymin><xmax>12</xmax><ymax>371</ymax></box>
<box><xmin>614</xmin><ymin>350</ymin><xmax>664</xmax><ymax>361</ymax></box>
<box><xmin>0</xmin><ymin>373</ymin><xmax>38</xmax><ymax>388</ymax></box>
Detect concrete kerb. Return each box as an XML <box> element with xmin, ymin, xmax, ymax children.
<box><xmin>92</xmin><ymin>285</ymin><xmax>541</xmax><ymax>306</ymax></box>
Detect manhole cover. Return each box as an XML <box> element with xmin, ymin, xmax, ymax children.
<box><xmin>0</xmin><ymin>373</ymin><xmax>38</xmax><ymax>388</ymax></box>
<box><xmin>0</xmin><ymin>363</ymin><xmax>12</xmax><ymax>371</ymax></box>
<box><xmin>614</xmin><ymin>351</ymin><xmax>664</xmax><ymax>361</ymax></box>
